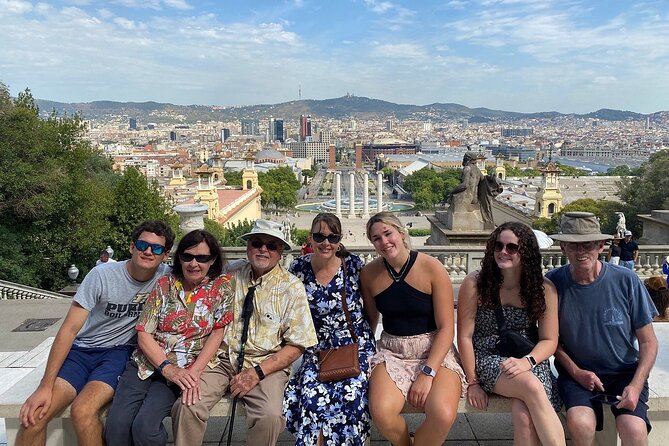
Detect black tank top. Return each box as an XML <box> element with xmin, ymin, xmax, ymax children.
<box><xmin>374</xmin><ymin>251</ymin><xmax>437</xmax><ymax>336</ymax></box>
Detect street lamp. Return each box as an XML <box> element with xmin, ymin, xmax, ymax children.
<box><xmin>106</xmin><ymin>245</ymin><xmax>114</xmax><ymax>259</ymax></box>
<box><xmin>67</xmin><ymin>264</ymin><xmax>80</xmax><ymax>283</ymax></box>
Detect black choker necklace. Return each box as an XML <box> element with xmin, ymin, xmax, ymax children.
<box><xmin>383</xmin><ymin>253</ymin><xmax>411</xmax><ymax>282</ymax></box>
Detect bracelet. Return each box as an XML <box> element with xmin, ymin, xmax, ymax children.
<box><xmin>466</xmin><ymin>378</ymin><xmax>480</xmax><ymax>386</ymax></box>
<box><xmin>156</xmin><ymin>359</ymin><xmax>171</xmax><ymax>373</ymax></box>
<box><xmin>254</xmin><ymin>364</ymin><xmax>265</xmax><ymax>381</ymax></box>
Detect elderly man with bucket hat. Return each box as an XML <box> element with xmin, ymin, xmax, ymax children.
<box><xmin>172</xmin><ymin>219</ymin><xmax>317</xmax><ymax>446</ymax></box>
<box><xmin>546</xmin><ymin>212</ymin><xmax>658</xmax><ymax>445</ymax></box>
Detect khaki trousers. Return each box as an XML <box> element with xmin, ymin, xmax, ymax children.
<box><xmin>171</xmin><ymin>356</ymin><xmax>289</xmax><ymax>446</ymax></box>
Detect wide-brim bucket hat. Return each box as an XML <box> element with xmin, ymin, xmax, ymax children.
<box><xmin>240</xmin><ymin>219</ymin><xmax>291</xmax><ymax>251</ymax></box>
<box><xmin>550</xmin><ymin>212</ymin><xmax>613</xmax><ymax>242</ymax></box>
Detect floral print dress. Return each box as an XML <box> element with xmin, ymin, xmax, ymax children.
<box><xmin>284</xmin><ymin>254</ymin><xmax>376</xmax><ymax>446</ymax></box>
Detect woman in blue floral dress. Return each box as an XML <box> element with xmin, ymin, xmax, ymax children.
<box><xmin>284</xmin><ymin>213</ymin><xmax>376</xmax><ymax>445</ymax></box>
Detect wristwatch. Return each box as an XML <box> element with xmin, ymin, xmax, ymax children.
<box><xmin>420</xmin><ymin>364</ymin><xmax>437</xmax><ymax>378</ymax></box>
<box><xmin>525</xmin><ymin>355</ymin><xmax>537</xmax><ymax>369</ymax></box>
<box><xmin>157</xmin><ymin>359</ymin><xmax>171</xmax><ymax>373</ymax></box>
<box><xmin>254</xmin><ymin>364</ymin><xmax>265</xmax><ymax>381</ymax></box>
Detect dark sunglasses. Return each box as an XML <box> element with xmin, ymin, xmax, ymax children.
<box><xmin>494</xmin><ymin>241</ymin><xmax>520</xmax><ymax>254</ymax></box>
<box><xmin>311</xmin><ymin>232</ymin><xmax>342</xmax><ymax>244</ymax></box>
<box><xmin>564</xmin><ymin>241</ymin><xmax>600</xmax><ymax>251</ymax></box>
<box><xmin>134</xmin><ymin>239</ymin><xmax>166</xmax><ymax>255</ymax></box>
<box><xmin>179</xmin><ymin>253</ymin><xmax>214</xmax><ymax>263</ymax></box>
<box><xmin>250</xmin><ymin>239</ymin><xmax>279</xmax><ymax>251</ymax></box>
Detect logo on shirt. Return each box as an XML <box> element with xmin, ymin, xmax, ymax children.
<box><xmin>103</xmin><ymin>292</ymin><xmax>150</xmax><ymax>319</ymax></box>
<box><xmin>603</xmin><ymin>307</ymin><xmax>625</xmax><ymax>326</ymax></box>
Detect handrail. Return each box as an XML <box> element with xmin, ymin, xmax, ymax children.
<box><xmin>0</xmin><ymin>280</ymin><xmax>68</xmax><ymax>300</ymax></box>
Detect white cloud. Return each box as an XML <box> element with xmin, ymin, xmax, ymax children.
<box><xmin>0</xmin><ymin>0</ymin><xmax>33</xmax><ymax>14</ymax></box>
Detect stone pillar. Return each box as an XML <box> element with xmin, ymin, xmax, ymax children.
<box><xmin>348</xmin><ymin>171</ymin><xmax>356</xmax><ymax>219</ymax></box>
<box><xmin>174</xmin><ymin>203</ymin><xmax>208</xmax><ymax>235</ymax></box>
<box><xmin>335</xmin><ymin>172</ymin><xmax>342</xmax><ymax>217</ymax></box>
<box><xmin>377</xmin><ymin>171</ymin><xmax>383</xmax><ymax>213</ymax></box>
<box><xmin>362</xmin><ymin>171</ymin><xmax>370</xmax><ymax>219</ymax></box>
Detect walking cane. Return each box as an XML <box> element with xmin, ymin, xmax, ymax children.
<box><xmin>223</xmin><ymin>285</ymin><xmax>256</xmax><ymax>446</ymax></box>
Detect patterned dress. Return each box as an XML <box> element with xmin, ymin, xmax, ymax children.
<box><xmin>284</xmin><ymin>254</ymin><xmax>376</xmax><ymax>446</ymax></box>
<box><xmin>473</xmin><ymin>306</ymin><xmax>561</xmax><ymax>411</ymax></box>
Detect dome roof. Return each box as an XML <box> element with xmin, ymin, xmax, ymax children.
<box><xmin>255</xmin><ymin>149</ymin><xmax>285</xmax><ymax>161</ymax></box>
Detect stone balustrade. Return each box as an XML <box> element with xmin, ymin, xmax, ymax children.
<box><xmin>1</xmin><ymin>246</ymin><xmax>666</xmax><ymax>299</ymax></box>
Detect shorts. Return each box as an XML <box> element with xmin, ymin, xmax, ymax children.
<box><xmin>369</xmin><ymin>330</ymin><xmax>467</xmax><ymax>398</ymax></box>
<box><xmin>57</xmin><ymin>344</ymin><xmax>135</xmax><ymax>393</ymax></box>
<box><xmin>557</xmin><ymin>368</ymin><xmax>651</xmax><ymax>433</ymax></box>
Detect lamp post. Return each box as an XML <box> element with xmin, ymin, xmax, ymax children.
<box><xmin>61</xmin><ymin>264</ymin><xmax>80</xmax><ymax>297</ymax></box>
<box><xmin>106</xmin><ymin>245</ymin><xmax>114</xmax><ymax>259</ymax></box>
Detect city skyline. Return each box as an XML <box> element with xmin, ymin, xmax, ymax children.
<box><xmin>1</xmin><ymin>0</ymin><xmax>669</xmax><ymax>114</ymax></box>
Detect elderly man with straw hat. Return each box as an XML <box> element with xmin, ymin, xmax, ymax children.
<box><xmin>171</xmin><ymin>219</ymin><xmax>317</xmax><ymax>446</ymax></box>
<box><xmin>546</xmin><ymin>212</ymin><xmax>658</xmax><ymax>446</ymax></box>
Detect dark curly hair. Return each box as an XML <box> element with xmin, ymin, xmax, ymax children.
<box><xmin>476</xmin><ymin>221</ymin><xmax>546</xmax><ymax>322</ymax></box>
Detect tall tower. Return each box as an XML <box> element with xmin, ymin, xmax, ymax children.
<box><xmin>242</xmin><ymin>151</ymin><xmax>259</xmax><ymax>190</ymax></box>
<box><xmin>269</xmin><ymin>118</ymin><xmax>284</xmax><ymax>142</ymax></box>
<box><xmin>299</xmin><ymin>115</ymin><xmax>312</xmax><ymax>142</ymax></box>
<box><xmin>194</xmin><ymin>165</ymin><xmax>219</xmax><ymax>220</ymax></box>
<box><xmin>535</xmin><ymin>161</ymin><xmax>563</xmax><ymax>218</ymax></box>
<box><xmin>494</xmin><ymin>154</ymin><xmax>506</xmax><ymax>180</ymax></box>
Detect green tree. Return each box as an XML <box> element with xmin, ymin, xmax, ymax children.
<box><xmin>224</xmin><ymin>170</ymin><xmax>243</xmax><ymax>187</ymax></box>
<box><xmin>107</xmin><ymin>167</ymin><xmax>178</xmax><ymax>259</ymax></box>
<box><xmin>618</xmin><ymin>150</ymin><xmax>669</xmax><ymax>233</ymax></box>
<box><xmin>532</xmin><ymin>199</ymin><xmax>627</xmax><ymax>237</ymax></box>
<box><xmin>0</xmin><ymin>87</ymin><xmax>114</xmax><ymax>289</ymax></box>
<box><xmin>218</xmin><ymin>219</ymin><xmax>255</xmax><ymax>247</ymax></box>
<box><xmin>258</xmin><ymin>167</ymin><xmax>300</xmax><ymax>210</ymax></box>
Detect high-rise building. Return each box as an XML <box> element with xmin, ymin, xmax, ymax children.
<box><xmin>501</xmin><ymin>128</ymin><xmax>533</xmax><ymax>137</ymax></box>
<box><xmin>386</xmin><ymin>119</ymin><xmax>394</xmax><ymax>131</ymax></box>
<box><xmin>241</xmin><ymin>119</ymin><xmax>260</xmax><ymax>136</ymax></box>
<box><xmin>221</xmin><ymin>128</ymin><xmax>230</xmax><ymax>142</ymax></box>
<box><xmin>269</xmin><ymin>118</ymin><xmax>284</xmax><ymax>142</ymax></box>
<box><xmin>299</xmin><ymin>115</ymin><xmax>312</xmax><ymax>142</ymax></box>
<box><xmin>129</xmin><ymin>117</ymin><xmax>137</xmax><ymax>130</ymax></box>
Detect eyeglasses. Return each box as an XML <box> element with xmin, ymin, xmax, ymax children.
<box><xmin>311</xmin><ymin>232</ymin><xmax>342</xmax><ymax>244</ymax></box>
<box><xmin>494</xmin><ymin>241</ymin><xmax>520</xmax><ymax>254</ymax></box>
<box><xmin>564</xmin><ymin>241</ymin><xmax>601</xmax><ymax>251</ymax></box>
<box><xmin>179</xmin><ymin>253</ymin><xmax>214</xmax><ymax>263</ymax></box>
<box><xmin>134</xmin><ymin>239</ymin><xmax>166</xmax><ymax>255</ymax></box>
<box><xmin>249</xmin><ymin>239</ymin><xmax>279</xmax><ymax>251</ymax></box>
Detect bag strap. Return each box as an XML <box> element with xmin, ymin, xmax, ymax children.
<box><xmin>339</xmin><ymin>259</ymin><xmax>358</xmax><ymax>343</ymax></box>
<box><xmin>493</xmin><ymin>292</ymin><xmax>508</xmax><ymax>334</ymax></box>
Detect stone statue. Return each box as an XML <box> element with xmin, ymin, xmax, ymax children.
<box><xmin>282</xmin><ymin>216</ymin><xmax>293</xmax><ymax>244</ymax></box>
<box><xmin>615</xmin><ymin>212</ymin><xmax>627</xmax><ymax>238</ymax></box>
<box><xmin>478</xmin><ymin>173</ymin><xmax>503</xmax><ymax>229</ymax></box>
<box><xmin>447</xmin><ymin>152</ymin><xmax>483</xmax><ymax>211</ymax></box>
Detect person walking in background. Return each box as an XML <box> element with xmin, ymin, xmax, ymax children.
<box><xmin>171</xmin><ymin>219</ymin><xmax>317</xmax><ymax>446</ymax></box>
<box><xmin>95</xmin><ymin>249</ymin><xmax>117</xmax><ymax>266</ymax></box>
<box><xmin>361</xmin><ymin>212</ymin><xmax>465</xmax><ymax>446</ymax></box>
<box><xmin>548</xmin><ymin>212</ymin><xmax>658</xmax><ymax>445</ymax></box>
<box><xmin>458</xmin><ymin>222</ymin><xmax>564</xmax><ymax>446</ymax></box>
<box><xmin>105</xmin><ymin>229</ymin><xmax>234</xmax><ymax>446</ymax></box>
<box><xmin>284</xmin><ymin>213</ymin><xmax>376</xmax><ymax>445</ymax></box>
<box><xmin>607</xmin><ymin>238</ymin><xmax>622</xmax><ymax>265</ymax></box>
<box><xmin>17</xmin><ymin>221</ymin><xmax>175</xmax><ymax>446</ymax></box>
<box><xmin>619</xmin><ymin>230</ymin><xmax>639</xmax><ymax>271</ymax></box>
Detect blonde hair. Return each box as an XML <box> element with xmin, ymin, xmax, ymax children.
<box><xmin>365</xmin><ymin>211</ymin><xmax>410</xmax><ymax>249</ymax></box>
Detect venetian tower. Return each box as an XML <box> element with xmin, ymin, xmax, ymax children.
<box><xmin>194</xmin><ymin>165</ymin><xmax>219</xmax><ymax>220</ymax></box>
<box><xmin>242</xmin><ymin>151</ymin><xmax>259</xmax><ymax>190</ymax></box>
<box><xmin>494</xmin><ymin>154</ymin><xmax>506</xmax><ymax>180</ymax></box>
<box><xmin>534</xmin><ymin>161</ymin><xmax>563</xmax><ymax>218</ymax></box>
<box><xmin>168</xmin><ymin>162</ymin><xmax>187</xmax><ymax>188</ymax></box>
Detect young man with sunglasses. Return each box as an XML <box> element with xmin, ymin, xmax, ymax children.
<box><xmin>17</xmin><ymin>220</ymin><xmax>175</xmax><ymax>446</ymax></box>
<box><xmin>547</xmin><ymin>212</ymin><xmax>658</xmax><ymax>446</ymax></box>
<box><xmin>172</xmin><ymin>219</ymin><xmax>317</xmax><ymax>446</ymax></box>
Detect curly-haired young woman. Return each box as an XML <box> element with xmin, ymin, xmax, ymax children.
<box><xmin>457</xmin><ymin>221</ymin><xmax>565</xmax><ymax>446</ymax></box>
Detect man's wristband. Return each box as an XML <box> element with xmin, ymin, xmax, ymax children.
<box><xmin>254</xmin><ymin>364</ymin><xmax>265</xmax><ymax>381</ymax></box>
<box><xmin>157</xmin><ymin>359</ymin><xmax>171</xmax><ymax>373</ymax></box>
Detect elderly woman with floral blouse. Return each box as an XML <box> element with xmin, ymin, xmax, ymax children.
<box><xmin>105</xmin><ymin>229</ymin><xmax>234</xmax><ymax>446</ymax></box>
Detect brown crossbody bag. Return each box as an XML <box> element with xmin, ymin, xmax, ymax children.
<box><xmin>317</xmin><ymin>260</ymin><xmax>361</xmax><ymax>382</ymax></box>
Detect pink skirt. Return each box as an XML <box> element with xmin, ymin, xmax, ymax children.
<box><xmin>370</xmin><ymin>330</ymin><xmax>467</xmax><ymax>398</ymax></box>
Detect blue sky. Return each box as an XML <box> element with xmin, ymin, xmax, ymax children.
<box><xmin>1</xmin><ymin>0</ymin><xmax>668</xmax><ymax>113</ymax></box>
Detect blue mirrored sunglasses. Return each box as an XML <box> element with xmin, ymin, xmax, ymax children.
<box><xmin>134</xmin><ymin>239</ymin><xmax>166</xmax><ymax>255</ymax></box>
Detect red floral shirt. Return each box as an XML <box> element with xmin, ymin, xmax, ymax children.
<box><xmin>133</xmin><ymin>273</ymin><xmax>234</xmax><ymax>379</ymax></box>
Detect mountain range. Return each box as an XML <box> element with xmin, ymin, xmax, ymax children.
<box><xmin>35</xmin><ymin>95</ymin><xmax>666</xmax><ymax>124</ymax></box>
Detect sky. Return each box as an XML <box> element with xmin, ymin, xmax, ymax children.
<box><xmin>1</xmin><ymin>0</ymin><xmax>668</xmax><ymax>114</ymax></box>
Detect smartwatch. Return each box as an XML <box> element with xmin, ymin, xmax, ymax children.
<box><xmin>254</xmin><ymin>364</ymin><xmax>265</xmax><ymax>381</ymax></box>
<box><xmin>157</xmin><ymin>359</ymin><xmax>171</xmax><ymax>373</ymax></box>
<box><xmin>525</xmin><ymin>355</ymin><xmax>537</xmax><ymax>369</ymax></box>
<box><xmin>420</xmin><ymin>364</ymin><xmax>437</xmax><ymax>378</ymax></box>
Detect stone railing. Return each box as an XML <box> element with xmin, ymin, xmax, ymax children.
<box><xmin>2</xmin><ymin>246</ymin><xmax>666</xmax><ymax>299</ymax></box>
<box><xmin>222</xmin><ymin>245</ymin><xmax>669</xmax><ymax>284</ymax></box>
<box><xmin>0</xmin><ymin>280</ymin><xmax>68</xmax><ymax>300</ymax></box>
